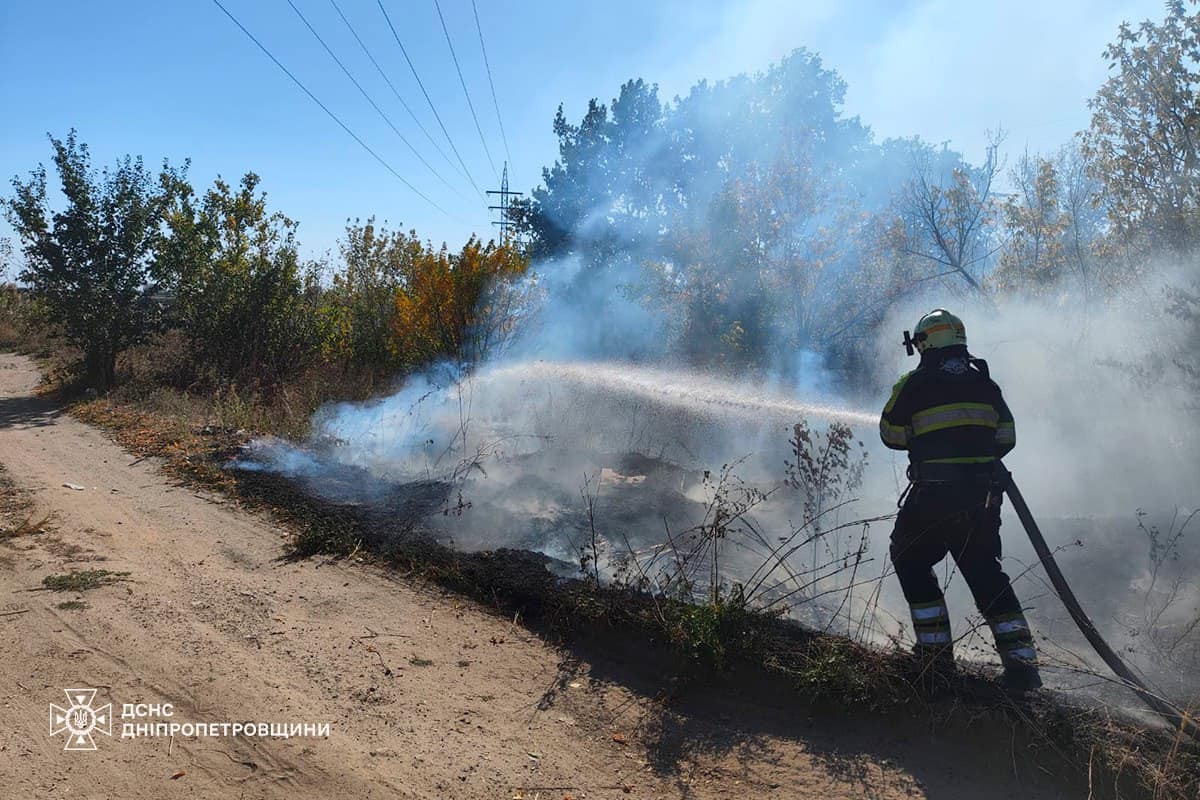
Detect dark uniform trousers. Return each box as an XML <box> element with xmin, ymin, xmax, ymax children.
<box><xmin>891</xmin><ymin>482</ymin><xmax>1021</xmax><ymax>619</ymax></box>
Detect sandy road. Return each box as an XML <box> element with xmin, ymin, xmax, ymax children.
<box><xmin>0</xmin><ymin>352</ymin><xmax>1078</xmax><ymax>799</ymax></box>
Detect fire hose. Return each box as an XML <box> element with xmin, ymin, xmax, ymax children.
<box><xmin>1002</xmin><ymin>469</ymin><xmax>1200</xmax><ymax>742</ymax></box>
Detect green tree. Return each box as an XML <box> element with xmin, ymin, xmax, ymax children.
<box><xmin>5</xmin><ymin>131</ymin><xmax>175</xmax><ymax>388</ymax></box>
<box><xmin>516</xmin><ymin>50</ymin><xmax>876</xmax><ymax>372</ymax></box>
<box><xmin>515</xmin><ymin>50</ymin><xmax>867</xmax><ymax>272</ymax></box>
<box><xmin>511</xmin><ymin>78</ymin><xmax>675</xmax><ymax>266</ymax></box>
<box><xmin>159</xmin><ymin>172</ymin><xmax>322</xmax><ymax>386</ymax></box>
<box><xmin>328</xmin><ymin>219</ymin><xmax>426</xmax><ymax>372</ymax></box>
<box><xmin>1082</xmin><ymin>0</ymin><xmax>1200</xmax><ymax>254</ymax></box>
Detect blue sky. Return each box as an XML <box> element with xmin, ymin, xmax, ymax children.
<box><xmin>0</xmin><ymin>0</ymin><xmax>1162</xmax><ymax>266</ymax></box>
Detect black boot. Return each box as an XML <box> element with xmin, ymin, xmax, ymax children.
<box><xmin>988</xmin><ymin>611</ymin><xmax>1041</xmax><ymax>691</ymax></box>
<box><xmin>1001</xmin><ymin>660</ymin><xmax>1043</xmax><ymax>692</ymax></box>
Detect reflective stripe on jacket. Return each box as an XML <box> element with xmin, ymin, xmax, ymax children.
<box><xmin>879</xmin><ymin>345</ymin><xmax>1015</xmax><ymax>466</ymax></box>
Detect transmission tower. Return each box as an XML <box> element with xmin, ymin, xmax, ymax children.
<box><xmin>487</xmin><ymin>162</ymin><xmax>523</xmax><ymax>243</ymax></box>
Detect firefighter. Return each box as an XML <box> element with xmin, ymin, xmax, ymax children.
<box><xmin>879</xmin><ymin>309</ymin><xmax>1041</xmax><ymax>691</ymax></box>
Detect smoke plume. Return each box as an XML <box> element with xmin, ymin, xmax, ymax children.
<box><xmin>238</xmin><ymin>53</ymin><xmax>1199</xmax><ymax>714</ymax></box>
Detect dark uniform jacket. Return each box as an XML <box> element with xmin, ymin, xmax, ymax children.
<box><xmin>879</xmin><ymin>345</ymin><xmax>1015</xmax><ymax>471</ymax></box>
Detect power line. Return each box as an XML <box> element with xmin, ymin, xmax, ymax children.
<box><xmin>285</xmin><ymin>0</ymin><xmax>467</xmax><ymax>203</ymax></box>
<box><xmin>465</xmin><ymin>0</ymin><xmax>508</xmax><ymax>167</ymax></box>
<box><xmin>377</xmin><ymin>0</ymin><xmax>484</xmax><ymax>198</ymax></box>
<box><xmin>432</xmin><ymin>0</ymin><xmax>498</xmax><ymax>181</ymax></box>
<box><xmin>326</xmin><ymin>0</ymin><xmax>470</xmax><ymax>189</ymax></box>
<box><xmin>470</xmin><ymin>0</ymin><xmax>512</xmax><ymax>168</ymax></box>
<box><xmin>208</xmin><ymin>0</ymin><xmax>448</xmax><ymax>216</ymax></box>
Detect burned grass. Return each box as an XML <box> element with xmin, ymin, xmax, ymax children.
<box><xmin>63</xmin><ymin>390</ymin><xmax>1200</xmax><ymax>800</ymax></box>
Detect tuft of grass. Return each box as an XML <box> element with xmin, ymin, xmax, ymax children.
<box><xmin>778</xmin><ymin>635</ymin><xmax>911</xmax><ymax>709</ymax></box>
<box><xmin>292</xmin><ymin>518</ymin><xmax>361</xmax><ymax>559</ymax></box>
<box><xmin>55</xmin><ymin>600</ymin><xmax>89</xmax><ymax>611</ymax></box>
<box><xmin>0</xmin><ymin>512</ymin><xmax>51</xmax><ymax>540</ymax></box>
<box><xmin>41</xmin><ymin>569</ymin><xmax>129</xmax><ymax>592</ymax></box>
<box><xmin>663</xmin><ymin>592</ymin><xmax>767</xmax><ymax>671</ymax></box>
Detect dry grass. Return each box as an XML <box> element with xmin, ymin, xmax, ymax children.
<box><xmin>0</xmin><ymin>512</ymin><xmax>53</xmax><ymax>540</ymax></box>
<box><xmin>11</xmin><ymin>334</ymin><xmax>1199</xmax><ymax>800</ymax></box>
<box><xmin>109</xmin><ymin>330</ymin><xmax>398</xmax><ymax>441</ymax></box>
<box><xmin>0</xmin><ymin>464</ymin><xmax>51</xmax><ymax>543</ymax></box>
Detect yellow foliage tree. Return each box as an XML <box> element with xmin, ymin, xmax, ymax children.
<box><xmin>391</xmin><ymin>237</ymin><xmax>532</xmax><ymax>367</ymax></box>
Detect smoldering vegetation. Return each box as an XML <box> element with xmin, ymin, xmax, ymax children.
<box><xmin>238</xmin><ymin>282</ymin><xmax>1200</xmax><ymax>716</ymax></box>
<box><xmin>228</xmin><ymin>5</ymin><xmax>1200</xmax><ymax>740</ymax></box>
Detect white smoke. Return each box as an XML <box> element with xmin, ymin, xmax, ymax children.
<box><xmin>237</xmin><ymin>259</ymin><xmax>1200</xmax><ymax>716</ymax></box>
<box><xmin>234</xmin><ymin>47</ymin><xmax>1200</xmax><ymax>714</ymax></box>
<box><xmin>873</xmin><ymin>277</ymin><xmax>1200</xmax><ymax>707</ymax></box>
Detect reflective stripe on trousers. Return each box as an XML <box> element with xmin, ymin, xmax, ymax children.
<box><xmin>910</xmin><ymin>600</ymin><xmax>951</xmax><ymax>646</ymax></box>
<box><xmin>989</xmin><ymin>611</ymin><xmax>1037</xmax><ymax>665</ymax></box>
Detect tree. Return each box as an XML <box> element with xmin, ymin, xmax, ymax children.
<box><xmin>5</xmin><ymin>131</ymin><xmax>174</xmax><ymax>388</ymax></box>
<box><xmin>512</xmin><ymin>78</ymin><xmax>676</xmax><ymax>267</ymax></box>
<box><xmin>894</xmin><ymin>133</ymin><xmax>1004</xmax><ymax>297</ymax></box>
<box><xmin>1082</xmin><ymin>0</ymin><xmax>1200</xmax><ymax>254</ymax></box>
<box><xmin>0</xmin><ymin>237</ymin><xmax>14</xmax><ymax>282</ymax></box>
<box><xmin>1055</xmin><ymin>143</ymin><xmax>1109</xmax><ymax>295</ymax></box>
<box><xmin>158</xmin><ymin>172</ymin><xmax>322</xmax><ymax>386</ymax></box>
<box><xmin>994</xmin><ymin>152</ymin><xmax>1072</xmax><ymax>292</ymax></box>
<box><xmin>517</xmin><ymin>50</ymin><xmax>878</xmax><ymax>373</ymax></box>
<box><xmin>391</xmin><ymin>237</ymin><xmax>531</xmax><ymax>367</ymax></box>
<box><xmin>1166</xmin><ymin>281</ymin><xmax>1200</xmax><ymax>399</ymax></box>
<box><xmin>657</xmin><ymin>152</ymin><xmax>860</xmax><ymax>371</ymax></box>
<box><xmin>329</xmin><ymin>218</ymin><xmax>427</xmax><ymax>372</ymax></box>
<box><xmin>992</xmin><ymin>145</ymin><xmax>1110</xmax><ymax>297</ymax></box>
<box><xmin>515</xmin><ymin>50</ymin><xmax>869</xmax><ymax>273</ymax></box>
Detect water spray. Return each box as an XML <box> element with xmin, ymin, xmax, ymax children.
<box><xmin>243</xmin><ymin>344</ymin><xmax>1198</xmax><ymax>739</ymax></box>
<box><xmin>481</xmin><ymin>361</ymin><xmax>878</xmax><ymax>426</ymax></box>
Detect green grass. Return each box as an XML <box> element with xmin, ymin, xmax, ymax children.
<box><xmin>55</xmin><ymin>600</ymin><xmax>89</xmax><ymax>611</ymax></box>
<box><xmin>41</xmin><ymin>569</ymin><xmax>130</xmax><ymax>592</ymax></box>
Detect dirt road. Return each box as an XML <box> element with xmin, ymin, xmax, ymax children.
<box><xmin>0</xmin><ymin>353</ymin><xmax>1078</xmax><ymax>799</ymax></box>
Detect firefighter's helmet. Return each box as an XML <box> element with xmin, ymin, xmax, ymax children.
<box><xmin>913</xmin><ymin>309</ymin><xmax>967</xmax><ymax>353</ymax></box>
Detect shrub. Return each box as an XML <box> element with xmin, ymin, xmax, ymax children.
<box><xmin>391</xmin><ymin>236</ymin><xmax>533</xmax><ymax>368</ymax></box>
<box><xmin>4</xmin><ymin>131</ymin><xmax>176</xmax><ymax>388</ymax></box>
<box><xmin>159</xmin><ymin>172</ymin><xmax>325</xmax><ymax>388</ymax></box>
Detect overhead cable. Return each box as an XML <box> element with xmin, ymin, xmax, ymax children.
<box><xmin>285</xmin><ymin>0</ymin><xmax>466</xmax><ymax>202</ymax></box>
<box><xmin>470</xmin><ymin>0</ymin><xmax>512</xmax><ymax>167</ymax></box>
<box><xmin>432</xmin><ymin>0</ymin><xmax>498</xmax><ymax>181</ymax></box>
<box><xmin>377</xmin><ymin>0</ymin><xmax>484</xmax><ymax>197</ymax></box>
<box><xmin>209</xmin><ymin>0</ymin><xmax>448</xmax><ymax>215</ymax></box>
